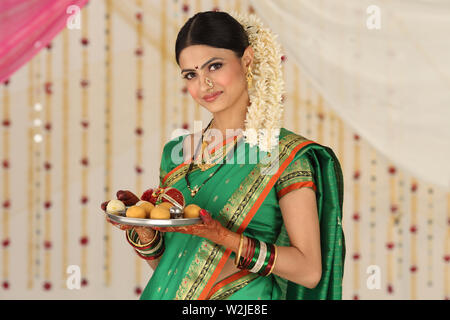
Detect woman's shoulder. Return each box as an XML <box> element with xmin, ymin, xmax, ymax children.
<box><xmin>278</xmin><ymin>127</ymin><xmax>312</xmax><ymax>146</ymax></box>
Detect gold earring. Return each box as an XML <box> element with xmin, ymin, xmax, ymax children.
<box><xmin>246</xmin><ymin>66</ymin><xmax>253</xmax><ymax>89</ymax></box>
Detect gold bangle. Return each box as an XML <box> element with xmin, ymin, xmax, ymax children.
<box><xmin>234</xmin><ymin>233</ymin><xmax>244</xmax><ymax>266</ymax></box>
<box><xmin>266</xmin><ymin>244</ymin><xmax>278</xmax><ymax>276</ymax></box>
<box><xmin>127</xmin><ymin>229</ymin><xmax>159</xmax><ymax>248</ymax></box>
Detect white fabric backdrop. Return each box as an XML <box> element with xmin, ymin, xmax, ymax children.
<box><xmin>250</xmin><ymin>0</ymin><xmax>450</xmax><ymax>189</ymax></box>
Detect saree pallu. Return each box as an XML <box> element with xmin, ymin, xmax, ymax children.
<box><xmin>140</xmin><ymin>127</ymin><xmax>345</xmax><ymax>300</ymax></box>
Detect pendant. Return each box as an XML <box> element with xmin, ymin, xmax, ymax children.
<box><xmin>190</xmin><ymin>185</ymin><xmax>199</xmax><ymax>197</ymax></box>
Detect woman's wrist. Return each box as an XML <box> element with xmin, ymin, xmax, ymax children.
<box><xmin>212</xmin><ymin>227</ymin><xmax>244</xmax><ymax>256</ymax></box>
<box><xmin>135</xmin><ymin>227</ymin><xmax>156</xmax><ymax>244</ymax></box>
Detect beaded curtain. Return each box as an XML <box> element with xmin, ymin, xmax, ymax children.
<box><xmin>0</xmin><ymin>0</ymin><xmax>448</xmax><ymax>299</ymax></box>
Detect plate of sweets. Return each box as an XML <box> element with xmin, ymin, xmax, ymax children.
<box><xmin>102</xmin><ymin>187</ymin><xmax>202</xmax><ymax>227</ymax></box>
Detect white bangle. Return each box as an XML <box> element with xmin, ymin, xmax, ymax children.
<box><xmin>250</xmin><ymin>240</ymin><xmax>267</xmax><ymax>273</ymax></box>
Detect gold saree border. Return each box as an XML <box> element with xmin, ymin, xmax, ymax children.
<box><xmin>207</xmin><ymin>270</ymin><xmax>260</xmax><ymax>300</ymax></box>
<box><xmin>160</xmin><ymin>132</ymin><xmax>315</xmax><ymax>300</ymax></box>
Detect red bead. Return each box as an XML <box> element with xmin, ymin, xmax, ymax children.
<box><xmin>352</xmin><ymin>212</ymin><xmax>360</xmax><ymax>221</ymax></box>
<box><xmin>81</xmin><ymin>37</ymin><xmax>89</xmax><ymax>46</ymax></box>
<box><xmin>388</xmin><ymin>166</ymin><xmax>396</xmax><ymax>175</ymax></box>
<box><xmin>352</xmin><ymin>253</ymin><xmax>360</xmax><ymax>260</ymax></box>
<box><xmin>182</xmin><ymin>123</ymin><xmax>189</xmax><ymax>130</ymax></box>
<box><xmin>182</xmin><ymin>4</ymin><xmax>189</xmax><ymax>12</ymax></box>
<box><xmin>135</xmin><ymin>127</ymin><xmax>143</xmax><ymax>136</ymax></box>
<box><xmin>353</xmin><ymin>170</ymin><xmax>360</xmax><ymax>180</ymax></box>
<box><xmin>44</xmin><ymin>201</ymin><xmax>52</xmax><ymax>209</ymax></box>
<box><xmin>44</xmin><ymin>122</ymin><xmax>52</xmax><ymax>131</ymax></box>
<box><xmin>212</xmin><ymin>6</ymin><xmax>220</xmax><ymax>12</ymax></box>
<box><xmin>136</xmin><ymin>89</ymin><xmax>143</xmax><ymax>100</ymax></box>
<box><xmin>135</xmin><ymin>166</ymin><xmax>143</xmax><ymax>174</ymax></box>
<box><xmin>43</xmin><ymin>281</ymin><xmax>52</xmax><ymax>290</ymax></box>
<box><xmin>444</xmin><ymin>255</ymin><xmax>450</xmax><ymax>263</ymax></box>
<box><xmin>409</xmin><ymin>225</ymin><xmax>417</xmax><ymax>233</ymax></box>
<box><xmin>2</xmin><ymin>160</ymin><xmax>9</xmax><ymax>168</ymax></box>
<box><xmin>135</xmin><ymin>287</ymin><xmax>142</xmax><ymax>295</ymax></box>
<box><xmin>353</xmin><ymin>294</ymin><xmax>359</xmax><ymax>300</ymax></box>
<box><xmin>44</xmin><ymin>240</ymin><xmax>52</xmax><ymax>249</ymax></box>
<box><xmin>45</xmin><ymin>82</ymin><xmax>52</xmax><ymax>94</ymax></box>
<box><xmin>390</xmin><ymin>204</ymin><xmax>398</xmax><ymax>213</ymax></box>
<box><xmin>135</xmin><ymin>48</ymin><xmax>144</xmax><ymax>56</ymax></box>
<box><xmin>281</xmin><ymin>55</ymin><xmax>287</xmax><ymax>62</ymax></box>
<box><xmin>81</xmin><ymin>158</ymin><xmax>89</xmax><ymax>166</ymax></box>
<box><xmin>135</xmin><ymin>12</ymin><xmax>142</xmax><ymax>21</ymax></box>
<box><xmin>81</xmin><ymin>120</ymin><xmax>89</xmax><ymax>128</ymax></box>
<box><xmin>44</xmin><ymin>162</ymin><xmax>52</xmax><ymax>170</ymax></box>
<box><xmin>410</xmin><ymin>265</ymin><xmax>417</xmax><ymax>273</ymax></box>
<box><xmin>3</xmin><ymin>79</ymin><xmax>10</xmax><ymax>86</ymax></box>
<box><xmin>46</xmin><ymin>43</ymin><xmax>52</xmax><ymax>50</ymax></box>
<box><xmin>318</xmin><ymin>112</ymin><xmax>325</xmax><ymax>121</ymax></box>
<box><xmin>2</xmin><ymin>281</ymin><xmax>9</xmax><ymax>289</ymax></box>
<box><xmin>80</xmin><ymin>79</ymin><xmax>89</xmax><ymax>88</ymax></box>
<box><xmin>387</xmin><ymin>284</ymin><xmax>393</xmax><ymax>294</ymax></box>
<box><xmin>386</xmin><ymin>242</ymin><xmax>395</xmax><ymax>250</ymax></box>
<box><xmin>81</xmin><ymin>278</ymin><xmax>88</xmax><ymax>287</ymax></box>
<box><xmin>2</xmin><ymin>119</ymin><xmax>11</xmax><ymax>127</ymax></box>
<box><xmin>248</xmin><ymin>5</ymin><xmax>255</xmax><ymax>14</ymax></box>
<box><xmin>81</xmin><ymin>196</ymin><xmax>89</xmax><ymax>204</ymax></box>
<box><xmin>353</xmin><ymin>134</ymin><xmax>360</xmax><ymax>141</ymax></box>
<box><xmin>3</xmin><ymin>200</ymin><xmax>10</xmax><ymax>209</ymax></box>
<box><xmin>411</xmin><ymin>183</ymin><xmax>418</xmax><ymax>192</ymax></box>
<box><xmin>2</xmin><ymin>238</ymin><xmax>10</xmax><ymax>247</ymax></box>
<box><xmin>80</xmin><ymin>236</ymin><xmax>89</xmax><ymax>246</ymax></box>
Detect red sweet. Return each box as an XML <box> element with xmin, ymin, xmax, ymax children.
<box><xmin>159</xmin><ymin>187</ymin><xmax>185</xmax><ymax>208</ymax></box>
<box><xmin>141</xmin><ymin>188</ymin><xmax>159</xmax><ymax>205</ymax></box>
<box><xmin>116</xmin><ymin>190</ymin><xmax>140</xmax><ymax>206</ymax></box>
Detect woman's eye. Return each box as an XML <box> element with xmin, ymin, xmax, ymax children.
<box><xmin>209</xmin><ymin>62</ymin><xmax>222</xmax><ymax>70</ymax></box>
<box><xmin>183</xmin><ymin>72</ymin><xmax>196</xmax><ymax>80</ymax></box>
<box><xmin>182</xmin><ymin>63</ymin><xmax>221</xmax><ymax>80</ymax></box>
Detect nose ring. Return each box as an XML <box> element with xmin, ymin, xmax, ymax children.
<box><xmin>205</xmin><ymin>77</ymin><xmax>214</xmax><ymax>90</ymax></box>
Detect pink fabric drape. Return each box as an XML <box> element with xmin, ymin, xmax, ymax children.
<box><xmin>0</xmin><ymin>0</ymin><xmax>89</xmax><ymax>84</ymax></box>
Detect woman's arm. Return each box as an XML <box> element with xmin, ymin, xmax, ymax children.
<box><xmin>209</xmin><ymin>188</ymin><xmax>321</xmax><ymax>289</ymax></box>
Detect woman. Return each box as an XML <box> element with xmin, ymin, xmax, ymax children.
<box><xmin>105</xmin><ymin>11</ymin><xmax>345</xmax><ymax>300</ymax></box>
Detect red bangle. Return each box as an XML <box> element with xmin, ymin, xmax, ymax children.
<box><xmin>134</xmin><ymin>246</ymin><xmax>165</xmax><ymax>260</ymax></box>
<box><xmin>239</xmin><ymin>237</ymin><xmax>255</xmax><ymax>269</ymax></box>
<box><xmin>244</xmin><ymin>237</ymin><xmax>255</xmax><ymax>269</ymax></box>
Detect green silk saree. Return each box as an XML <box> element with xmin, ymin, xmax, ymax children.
<box><xmin>140</xmin><ymin>127</ymin><xmax>345</xmax><ymax>300</ymax></box>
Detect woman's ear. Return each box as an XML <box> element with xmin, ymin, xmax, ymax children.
<box><xmin>242</xmin><ymin>46</ymin><xmax>254</xmax><ymax>69</ymax></box>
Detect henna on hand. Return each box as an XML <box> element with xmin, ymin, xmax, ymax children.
<box><xmin>153</xmin><ymin>209</ymin><xmax>230</xmax><ymax>245</ymax></box>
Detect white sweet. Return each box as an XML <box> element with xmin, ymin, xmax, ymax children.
<box><xmin>106</xmin><ymin>199</ymin><xmax>126</xmax><ymax>214</ymax></box>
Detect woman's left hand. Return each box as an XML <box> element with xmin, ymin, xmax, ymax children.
<box><xmin>153</xmin><ymin>209</ymin><xmax>229</xmax><ymax>245</ymax></box>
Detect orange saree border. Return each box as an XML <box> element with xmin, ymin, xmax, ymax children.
<box><xmin>206</xmin><ymin>270</ymin><xmax>251</xmax><ymax>300</ymax></box>
<box><xmin>277</xmin><ymin>181</ymin><xmax>317</xmax><ymax>199</ymax></box>
<box><xmin>197</xmin><ymin>139</ymin><xmax>316</xmax><ymax>300</ymax></box>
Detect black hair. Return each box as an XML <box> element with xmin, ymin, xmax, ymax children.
<box><xmin>175</xmin><ymin>11</ymin><xmax>249</xmax><ymax>65</ymax></box>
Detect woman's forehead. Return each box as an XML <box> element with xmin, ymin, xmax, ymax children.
<box><xmin>179</xmin><ymin>45</ymin><xmax>234</xmax><ymax>66</ymax></box>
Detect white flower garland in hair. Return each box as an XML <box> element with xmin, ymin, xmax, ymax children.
<box><xmin>231</xmin><ymin>11</ymin><xmax>285</xmax><ymax>153</ymax></box>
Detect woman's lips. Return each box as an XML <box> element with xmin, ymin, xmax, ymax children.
<box><xmin>203</xmin><ymin>91</ymin><xmax>222</xmax><ymax>102</ymax></box>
